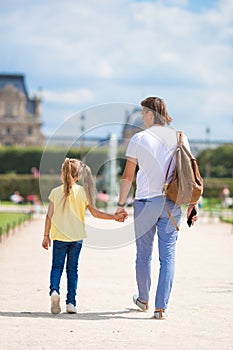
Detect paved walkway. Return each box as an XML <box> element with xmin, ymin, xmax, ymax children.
<box><xmin>0</xmin><ymin>214</ymin><xmax>233</xmax><ymax>350</ymax></box>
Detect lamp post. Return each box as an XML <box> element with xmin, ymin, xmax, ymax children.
<box><xmin>80</xmin><ymin>114</ymin><xmax>85</xmax><ymax>151</ymax></box>
<box><xmin>109</xmin><ymin>134</ymin><xmax>118</xmax><ymax>205</ymax></box>
<box><xmin>205</xmin><ymin>127</ymin><xmax>210</xmax><ymax>144</ymax></box>
<box><xmin>205</xmin><ymin>127</ymin><xmax>211</xmax><ymax>178</ymax></box>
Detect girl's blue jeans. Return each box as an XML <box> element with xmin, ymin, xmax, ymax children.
<box><xmin>50</xmin><ymin>240</ymin><xmax>83</xmax><ymax>306</ymax></box>
<box><xmin>134</xmin><ymin>196</ymin><xmax>181</xmax><ymax>310</ymax></box>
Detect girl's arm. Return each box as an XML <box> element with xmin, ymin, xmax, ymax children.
<box><xmin>42</xmin><ymin>201</ymin><xmax>54</xmax><ymax>250</ymax></box>
<box><xmin>87</xmin><ymin>204</ymin><xmax>127</xmax><ymax>221</ymax></box>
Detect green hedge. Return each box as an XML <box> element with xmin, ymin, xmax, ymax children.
<box><xmin>0</xmin><ymin>145</ymin><xmax>126</xmax><ymax>176</ymax></box>
<box><xmin>0</xmin><ymin>146</ymin><xmax>44</xmax><ymax>174</ymax></box>
<box><xmin>0</xmin><ymin>146</ymin><xmax>95</xmax><ymax>174</ymax></box>
<box><xmin>0</xmin><ymin>174</ymin><xmax>61</xmax><ymax>202</ymax></box>
<box><xmin>0</xmin><ymin>175</ymin><xmax>40</xmax><ymax>201</ymax></box>
<box><xmin>0</xmin><ymin>144</ymin><xmax>232</xmax><ymax>178</ymax></box>
<box><xmin>1</xmin><ymin>174</ymin><xmax>232</xmax><ymax>202</ymax></box>
<box><xmin>0</xmin><ymin>146</ymin><xmax>232</xmax><ymax>201</ymax></box>
<box><xmin>203</xmin><ymin>178</ymin><xmax>233</xmax><ymax>198</ymax></box>
<box><xmin>0</xmin><ymin>146</ymin><xmax>127</xmax><ymax>201</ymax></box>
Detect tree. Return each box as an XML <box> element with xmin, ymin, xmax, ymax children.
<box><xmin>197</xmin><ymin>145</ymin><xmax>233</xmax><ymax>178</ymax></box>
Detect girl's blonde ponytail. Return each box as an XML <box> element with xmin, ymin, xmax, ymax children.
<box><xmin>63</xmin><ymin>158</ymin><xmax>73</xmax><ymax>197</ymax></box>
<box><xmin>61</xmin><ymin>157</ymin><xmax>95</xmax><ymax>208</ymax></box>
<box><xmin>82</xmin><ymin>164</ymin><xmax>95</xmax><ymax>207</ymax></box>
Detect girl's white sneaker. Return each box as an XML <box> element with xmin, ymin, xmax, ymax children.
<box><xmin>50</xmin><ymin>291</ymin><xmax>61</xmax><ymax>314</ymax></box>
<box><xmin>66</xmin><ymin>303</ymin><xmax>77</xmax><ymax>314</ymax></box>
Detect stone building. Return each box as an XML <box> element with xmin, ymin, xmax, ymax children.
<box><xmin>121</xmin><ymin>107</ymin><xmax>144</xmax><ymax>141</ymax></box>
<box><xmin>0</xmin><ymin>73</ymin><xmax>44</xmax><ymax>146</ymax></box>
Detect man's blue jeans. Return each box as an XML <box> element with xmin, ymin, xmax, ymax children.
<box><xmin>134</xmin><ymin>196</ymin><xmax>181</xmax><ymax>310</ymax></box>
<box><xmin>50</xmin><ymin>240</ymin><xmax>83</xmax><ymax>306</ymax></box>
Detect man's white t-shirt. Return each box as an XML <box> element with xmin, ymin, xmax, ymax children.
<box><xmin>126</xmin><ymin>126</ymin><xmax>190</xmax><ymax>199</ymax></box>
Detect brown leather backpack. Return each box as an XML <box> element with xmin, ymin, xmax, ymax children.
<box><xmin>163</xmin><ymin>131</ymin><xmax>203</xmax><ymax>230</ymax></box>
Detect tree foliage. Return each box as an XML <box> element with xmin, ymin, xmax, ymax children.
<box><xmin>197</xmin><ymin>145</ymin><xmax>233</xmax><ymax>178</ymax></box>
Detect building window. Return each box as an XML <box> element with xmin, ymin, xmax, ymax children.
<box><xmin>28</xmin><ymin>127</ymin><xmax>33</xmax><ymax>135</ymax></box>
<box><xmin>7</xmin><ymin>127</ymin><xmax>11</xmax><ymax>135</ymax></box>
<box><xmin>5</xmin><ymin>104</ymin><xmax>13</xmax><ymax>118</ymax></box>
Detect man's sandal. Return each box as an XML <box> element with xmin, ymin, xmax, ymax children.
<box><xmin>133</xmin><ymin>295</ymin><xmax>149</xmax><ymax>311</ymax></box>
<box><xmin>154</xmin><ymin>309</ymin><xmax>167</xmax><ymax>320</ymax></box>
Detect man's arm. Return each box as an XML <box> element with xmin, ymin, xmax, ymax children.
<box><xmin>117</xmin><ymin>157</ymin><xmax>137</xmax><ymax>209</ymax></box>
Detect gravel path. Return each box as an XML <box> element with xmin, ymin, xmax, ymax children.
<box><xmin>0</xmin><ymin>215</ymin><xmax>232</xmax><ymax>350</ymax></box>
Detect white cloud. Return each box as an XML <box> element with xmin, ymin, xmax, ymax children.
<box><xmin>161</xmin><ymin>0</ymin><xmax>188</xmax><ymax>6</ymax></box>
<box><xmin>98</xmin><ymin>60</ymin><xmax>113</xmax><ymax>78</ymax></box>
<box><xmin>0</xmin><ymin>0</ymin><xmax>232</xmax><ymax>140</ymax></box>
<box><xmin>42</xmin><ymin>88</ymin><xmax>95</xmax><ymax>105</ymax></box>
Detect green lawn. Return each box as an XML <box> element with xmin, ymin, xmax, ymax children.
<box><xmin>0</xmin><ymin>201</ymin><xmax>31</xmax><ymax>206</ymax></box>
<box><xmin>0</xmin><ymin>212</ymin><xmax>31</xmax><ymax>235</ymax></box>
<box><xmin>220</xmin><ymin>217</ymin><xmax>233</xmax><ymax>224</ymax></box>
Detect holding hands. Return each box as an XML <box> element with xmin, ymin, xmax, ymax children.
<box><xmin>115</xmin><ymin>207</ymin><xmax>128</xmax><ymax>222</ymax></box>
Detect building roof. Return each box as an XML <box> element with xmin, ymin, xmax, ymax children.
<box><xmin>0</xmin><ymin>73</ymin><xmax>38</xmax><ymax>115</ymax></box>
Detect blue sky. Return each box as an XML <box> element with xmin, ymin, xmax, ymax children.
<box><xmin>0</xmin><ymin>0</ymin><xmax>232</xmax><ymax>141</ymax></box>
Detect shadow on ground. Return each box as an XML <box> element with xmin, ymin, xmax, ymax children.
<box><xmin>0</xmin><ymin>308</ymin><xmax>155</xmax><ymax>321</ymax></box>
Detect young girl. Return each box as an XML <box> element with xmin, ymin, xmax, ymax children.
<box><xmin>42</xmin><ymin>158</ymin><xmax>127</xmax><ymax>314</ymax></box>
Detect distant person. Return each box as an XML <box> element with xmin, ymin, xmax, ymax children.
<box><xmin>32</xmin><ymin>195</ymin><xmax>42</xmax><ymax>219</ymax></box>
<box><xmin>220</xmin><ymin>185</ymin><xmax>231</xmax><ymax>208</ymax></box>
<box><xmin>97</xmin><ymin>189</ymin><xmax>109</xmax><ymax>209</ymax></box>
<box><xmin>198</xmin><ymin>195</ymin><xmax>203</xmax><ymax>209</ymax></box>
<box><xmin>10</xmin><ymin>191</ymin><xmax>24</xmax><ymax>204</ymax></box>
<box><xmin>42</xmin><ymin>158</ymin><xmax>127</xmax><ymax>314</ymax></box>
<box><xmin>27</xmin><ymin>193</ymin><xmax>42</xmax><ymax>217</ymax></box>
<box><xmin>27</xmin><ymin>193</ymin><xmax>36</xmax><ymax>205</ymax></box>
<box><xmin>116</xmin><ymin>97</ymin><xmax>198</xmax><ymax>320</ymax></box>
<box><xmin>31</xmin><ymin>167</ymin><xmax>40</xmax><ymax>179</ymax></box>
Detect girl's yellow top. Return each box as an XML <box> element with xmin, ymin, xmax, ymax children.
<box><xmin>48</xmin><ymin>184</ymin><xmax>89</xmax><ymax>242</ymax></box>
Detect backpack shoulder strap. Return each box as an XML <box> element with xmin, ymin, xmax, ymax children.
<box><xmin>177</xmin><ymin>130</ymin><xmax>183</xmax><ymax>146</ymax></box>
<box><xmin>164</xmin><ymin>130</ymin><xmax>182</xmax><ymax>182</ymax></box>
<box><xmin>163</xmin><ymin>131</ymin><xmax>183</xmax><ymax>232</ymax></box>
<box><xmin>164</xmin><ymin>150</ymin><xmax>175</xmax><ymax>182</ymax></box>
<box><xmin>177</xmin><ymin>131</ymin><xmax>196</xmax><ymax>160</ymax></box>
<box><xmin>163</xmin><ymin>196</ymin><xmax>179</xmax><ymax>231</ymax></box>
